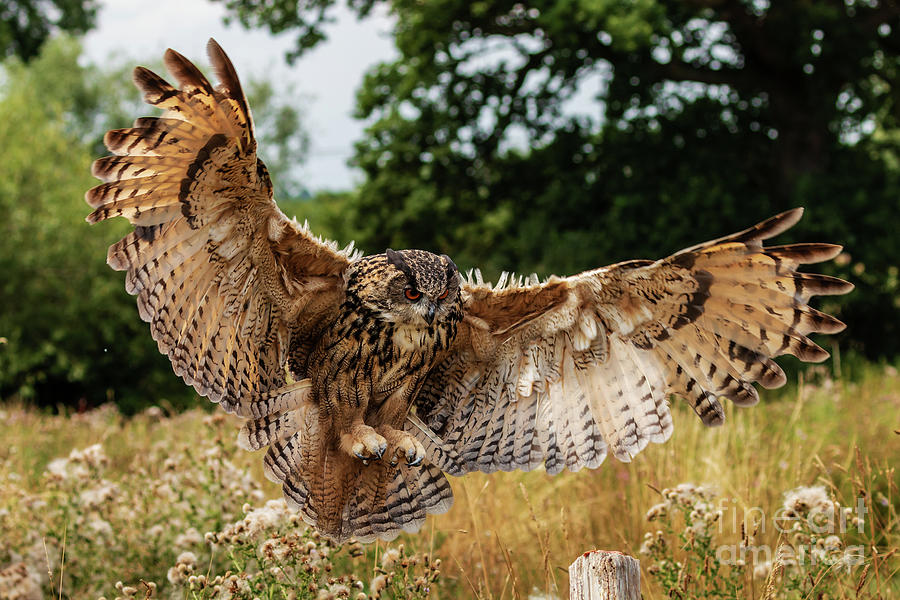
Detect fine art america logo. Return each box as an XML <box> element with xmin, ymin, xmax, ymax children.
<box><xmin>713</xmin><ymin>492</ymin><xmax>866</xmax><ymax>569</ymax></box>
<box><xmin>642</xmin><ymin>484</ymin><xmax>868</xmax><ymax>576</ymax></box>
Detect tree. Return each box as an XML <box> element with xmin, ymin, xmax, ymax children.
<box><xmin>0</xmin><ymin>0</ymin><xmax>98</xmax><ymax>61</ymax></box>
<box><xmin>221</xmin><ymin>0</ymin><xmax>900</xmax><ymax>358</ymax></box>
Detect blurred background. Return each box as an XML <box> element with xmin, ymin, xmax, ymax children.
<box><xmin>1</xmin><ymin>0</ymin><xmax>898</xmax><ymax>414</ymax></box>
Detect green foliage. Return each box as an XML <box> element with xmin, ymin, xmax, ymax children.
<box><xmin>0</xmin><ymin>37</ymin><xmax>192</xmax><ymax>413</ymax></box>
<box><xmin>214</xmin><ymin>0</ymin><xmax>381</xmax><ymax>63</ymax></box>
<box><xmin>245</xmin><ymin>78</ymin><xmax>311</xmax><ymax>199</ymax></box>
<box><xmin>0</xmin><ymin>0</ymin><xmax>98</xmax><ymax>61</ymax></box>
<box><xmin>641</xmin><ymin>484</ymin><xmax>746</xmax><ymax>598</ymax></box>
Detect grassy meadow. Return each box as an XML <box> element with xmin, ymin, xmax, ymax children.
<box><xmin>1</xmin><ymin>360</ymin><xmax>898</xmax><ymax>599</ymax></box>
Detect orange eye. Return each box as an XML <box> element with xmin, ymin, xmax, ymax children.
<box><xmin>437</xmin><ymin>288</ymin><xmax>449</xmax><ymax>300</ymax></box>
<box><xmin>404</xmin><ymin>288</ymin><xmax>421</xmax><ymax>301</ymax></box>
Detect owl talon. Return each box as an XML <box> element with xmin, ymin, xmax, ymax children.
<box><xmin>342</xmin><ymin>425</ymin><xmax>387</xmax><ymax>463</ymax></box>
<box><xmin>407</xmin><ymin>448</ymin><xmax>424</xmax><ymax>467</ymax></box>
<box><xmin>379</xmin><ymin>427</ymin><xmax>426</xmax><ymax>467</ymax></box>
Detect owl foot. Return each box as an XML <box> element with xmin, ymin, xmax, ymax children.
<box><xmin>340</xmin><ymin>424</ymin><xmax>387</xmax><ymax>464</ymax></box>
<box><xmin>379</xmin><ymin>427</ymin><xmax>426</xmax><ymax>467</ymax></box>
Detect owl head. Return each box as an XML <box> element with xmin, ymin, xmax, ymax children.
<box><xmin>348</xmin><ymin>249</ymin><xmax>460</xmax><ymax>327</ymax></box>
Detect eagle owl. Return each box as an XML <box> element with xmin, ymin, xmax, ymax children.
<box><xmin>86</xmin><ymin>40</ymin><xmax>853</xmax><ymax>543</ymax></box>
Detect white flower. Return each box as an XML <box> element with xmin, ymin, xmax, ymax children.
<box><xmin>72</xmin><ymin>443</ymin><xmax>107</xmax><ymax>468</ymax></box>
<box><xmin>835</xmin><ymin>547</ymin><xmax>865</xmax><ymax>573</ymax></box>
<box><xmin>174</xmin><ymin>527</ymin><xmax>203</xmax><ymax>549</ymax></box>
<box><xmin>79</xmin><ymin>482</ymin><xmax>118</xmax><ymax>507</ymax></box>
<box><xmin>822</xmin><ymin>535</ymin><xmax>842</xmax><ymax>551</ymax></box>
<box><xmin>752</xmin><ymin>560</ymin><xmax>772</xmax><ymax>579</ymax></box>
<box><xmin>142</xmin><ymin>406</ymin><xmax>164</xmax><ymax>419</ymax></box>
<box><xmin>782</xmin><ymin>486</ymin><xmax>833</xmax><ymax>516</ymax></box>
<box><xmin>46</xmin><ymin>457</ymin><xmax>83</xmax><ymax>479</ymax></box>
<box><xmin>167</xmin><ymin>552</ymin><xmax>198</xmax><ymax>586</ymax></box>
<box><xmin>87</xmin><ymin>517</ymin><xmax>114</xmax><ymax>538</ymax></box>
<box><xmin>0</xmin><ymin>562</ymin><xmax>42</xmax><ymax>600</ymax></box>
<box><xmin>662</xmin><ymin>482</ymin><xmax>716</xmax><ymax>507</ymax></box>
<box><xmin>176</xmin><ymin>551</ymin><xmax>198</xmax><ymax>568</ymax></box>
<box><xmin>381</xmin><ymin>548</ymin><xmax>401</xmax><ymax>569</ymax></box>
<box><xmin>243</xmin><ymin>500</ymin><xmax>290</xmax><ymax>537</ymax></box>
<box><xmin>687</xmin><ymin>519</ymin><xmax>710</xmax><ymax>537</ymax></box>
<box><xmin>370</xmin><ymin>574</ymin><xmax>388</xmax><ymax>597</ymax></box>
<box><xmin>645</xmin><ymin>502</ymin><xmax>667</xmax><ymax>521</ymax></box>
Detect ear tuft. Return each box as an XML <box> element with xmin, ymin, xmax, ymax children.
<box><xmin>441</xmin><ymin>254</ymin><xmax>458</xmax><ymax>283</ymax></box>
<box><xmin>386</xmin><ymin>248</ymin><xmax>417</xmax><ymax>286</ymax></box>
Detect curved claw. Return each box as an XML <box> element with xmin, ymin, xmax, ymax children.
<box><xmin>353</xmin><ymin>452</ymin><xmax>372</xmax><ymax>466</ymax></box>
<box><xmin>374</xmin><ymin>441</ymin><xmax>387</xmax><ymax>460</ymax></box>
<box><xmin>407</xmin><ymin>447</ymin><xmax>424</xmax><ymax>467</ymax></box>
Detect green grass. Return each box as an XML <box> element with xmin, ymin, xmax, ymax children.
<box><xmin>1</xmin><ymin>362</ymin><xmax>898</xmax><ymax>599</ymax></box>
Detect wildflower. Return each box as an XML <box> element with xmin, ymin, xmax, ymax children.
<box><xmin>46</xmin><ymin>457</ymin><xmax>86</xmax><ymax>480</ymax></box>
<box><xmin>0</xmin><ymin>562</ymin><xmax>42</xmax><ymax>600</ymax></box>
<box><xmin>835</xmin><ymin>547</ymin><xmax>865</xmax><ymax>573</ymax></box>
<box><xmin>752</xmin><ymin>560</ymin><xmax>772</xmax><ymax>579</ymax></box>
<box><xmin>381</xmin><ymin>548</ymin><xmax>401</xmax><ymax>569</ymax></box>
<box><xmin>79</xmin><ymin>482</ymin><xmax>118</xmax><ymax>507</ymax></box>
<box><xmin>166</xmin><ymin>551</ymin><xmax>198</xmax><ymax>586</ymax></box>
<box><xmin>822</xmin><ymin>535</ymin><xmax>842</xmax><ymax>552</ymax></box>
<box><xmin>176</xmin><ymin>551</ymin><xmax>197</xmax><ymax>567</ymax></box>
<box><xmin>174</xmin><ymin>527</ymin><xmax>203</xmax><ymax>549</ymax></box>
<box><xmin>645</xmin><ymin>502</ymin><xmax>667</xmax><ymax>521</ymax></box>
<box><xmin>87</xmin><ymin>517</ymin><xmax>114</xmax><ymax>537</ymax></box>
<box><xmin>639</xmin><ymin>531</ymin><xmax>666</xmax><ymax>556</ymax></box>
<box><xmin>142</xmin><ymin>406</ymin><xmax>164</xmax><ymax>419</ymax></box>
<box><xmin>370</xmin><ymin>574</ymin><xmax>388</xmax><ymax>597</ymax></box>
<box><xmin>243</xmin><ymin>499</ymin><xmax>290</xmax><ymax>537</ymax></box>
<box><xmin>687</xmin><ymin>519</ymin><xmax>710</xmax><ymax>538</ymax></box>
<box><xmin>661</xmin><ymin>483</ymin><xmax>716</xmax><ymax>507</ymax></box>
<box><xmin>259</xmin><ymin>538</ymin><xmax>280</xmax><ymax>560</ymax></box>
<box><xmin>781</xmin><ymin>486</ymin><xmax>834</xmax><ymax>518</ymax></box>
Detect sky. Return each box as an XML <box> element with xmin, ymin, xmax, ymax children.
<box><xmin>82</xmin><ymin>0</ymin><xmax>398</xmax><ymax>191</ymax></box>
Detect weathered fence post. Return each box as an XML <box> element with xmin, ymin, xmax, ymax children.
<box><xmin>569</xmin><ymin>550</ymin><xmax>640</xmax><ymax>600</ymax></box>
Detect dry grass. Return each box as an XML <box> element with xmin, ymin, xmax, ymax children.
<box><xmin>1</xmin><ymin>362</ymin><xmax>898</xmax><ymax>598</ymax></box>
<box><xmin>428</xmin><ymin>362</ymin><xmax>900</xmax><ymax>598</ymax></box>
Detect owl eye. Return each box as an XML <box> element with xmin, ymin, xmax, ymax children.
<box><xmin>404</xmin><ymin>288</ymin><xmax>421</xmax><ymax>301</ymax></box>
<box><xmin>437</xmin><ymin>288</ymin><xmax>449</xmax><ymax>300</ymax></box>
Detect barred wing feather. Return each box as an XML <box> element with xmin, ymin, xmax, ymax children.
<box><xmin>86</xmin><ymin>40</ymin><xmax>354</xmax><ymax>415</ymax></box>
<box><xmin>414</xmin><ymin>209</ymin><xmax>852</xmax><ymax>474</ymax></box>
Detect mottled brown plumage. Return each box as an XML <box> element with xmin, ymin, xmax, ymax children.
<box><xmin>87</xmin><ymin>40</ymin><xmax>853</xmax><ymax>542</ymax></box>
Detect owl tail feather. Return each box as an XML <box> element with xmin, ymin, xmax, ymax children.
<box><xmin>243</xmin><ymin>401</ymin><xmax>454</xmax><ymax>543</ymax></box>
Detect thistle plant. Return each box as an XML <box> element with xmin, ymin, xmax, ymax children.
<box><xmin>640</xmin><ymin>483</ymin><xmax>745</xmax><ymax>599</ymax></box>
<box><xmin>0</xmin><ymin>407</ymin><xmax>441</xmax><ymax>600</ymax></box>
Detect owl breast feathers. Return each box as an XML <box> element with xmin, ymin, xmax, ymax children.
<box><xmin>86</xmin><ymin>39</ymin><xmax>853</xmax><ymax>543</ymax></box>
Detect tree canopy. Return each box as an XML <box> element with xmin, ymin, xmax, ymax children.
<box><xmin>0</xmin><ymin>0</ymin><xmax>98</xmax><ymax>61</ymax></box>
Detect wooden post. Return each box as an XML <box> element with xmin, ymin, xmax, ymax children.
<box><xmin>569</xmin><ymin>550</ymin><xmax>640</xmax><ymax>600</ymax></box>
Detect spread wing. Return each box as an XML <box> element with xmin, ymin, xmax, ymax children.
<box><xmin>87</xmin><ymin>40</ymin><xmax>358</xmax><ymax>415</ymax></box>
<box><xmin>412</xmin><ymin>209</ymin><xmax>853</xmax><ymax>475</ymax></box>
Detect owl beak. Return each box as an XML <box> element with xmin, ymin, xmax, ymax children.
<box><xmin>424</xmin><ymin>302</ymin><xmax>436</xmax><ymax>325</ymax></box>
